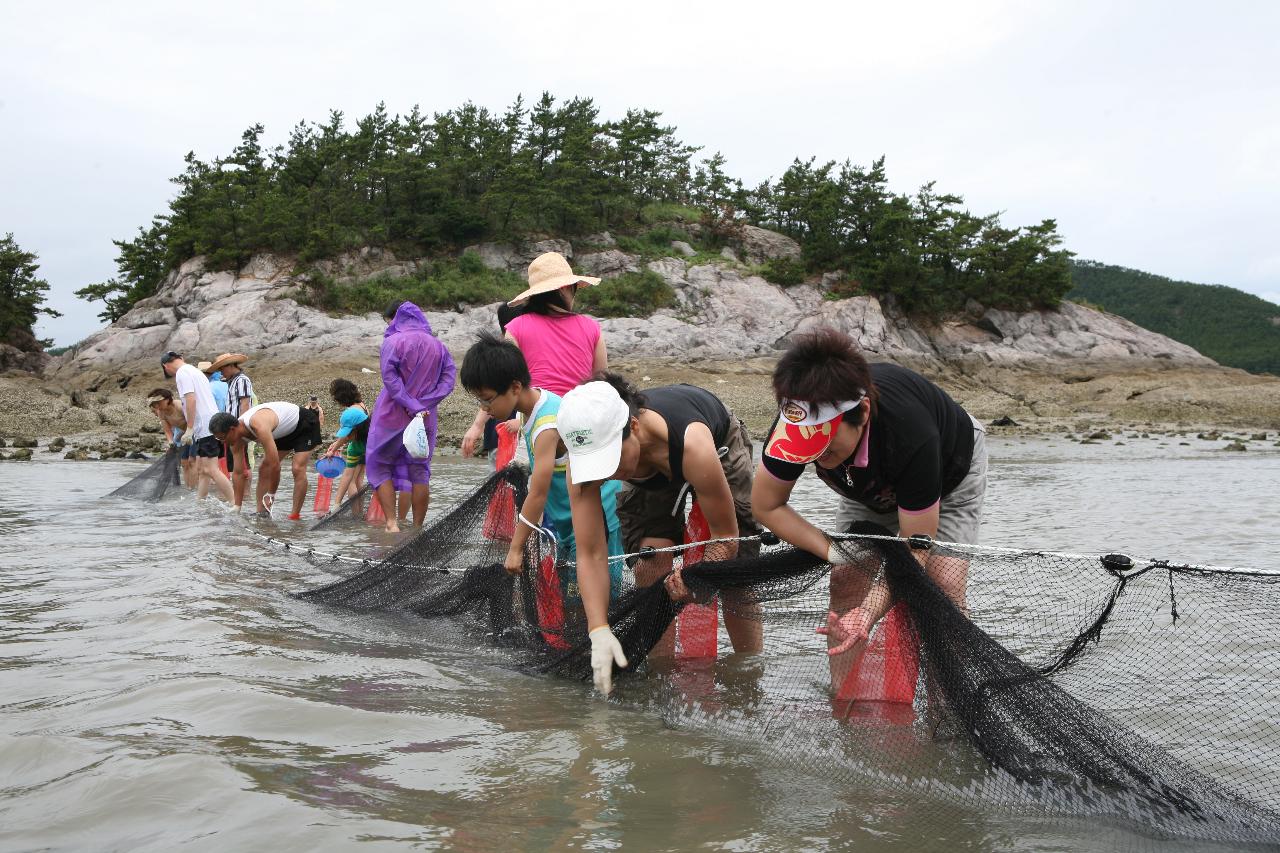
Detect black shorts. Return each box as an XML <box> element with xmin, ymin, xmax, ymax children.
<box><xmin>224</xmin><ymin>439</ymin><xmax>235</xmax><ymax>472</ymax></box>
<box><xmin>193</xmin><ymin>434</ymin><xmax>224</xmax><ymax>459</ymax></box>
<box><xmin>276</xmin><ymin>407</ymin><xmax>323</xmax><ymax>454</ymax></box>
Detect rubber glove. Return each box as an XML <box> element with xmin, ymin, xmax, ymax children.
<box><xmin>179</xmin><ymin>428</ymin><xmax>195</xmax><ymax>446</ymax></box>
<box><xmin>588</xmin><ymin>625</ymin><xmax>628</xmax><ymax>696</ymax></box>
<box><xmin>827</xmin><ymin>539</ymin><xmax>850</xmax><ymax>565</ymax></box>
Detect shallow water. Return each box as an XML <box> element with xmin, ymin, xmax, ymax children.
<box><xmin>2</xmin><ymin>434</ymin><xmax>1277</xmax><ymax>852</ymax></box>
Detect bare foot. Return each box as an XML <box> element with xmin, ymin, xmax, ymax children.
<box><xmin>384</xmin><ymin>521</ymin><xmax>400</xmax><ymax>533</ymax></box>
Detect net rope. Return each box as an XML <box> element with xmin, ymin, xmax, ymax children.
<box><xmin>267</xmin><ymin>466</ymin><xmax>1280</xmax><ymax>846</ymax></box>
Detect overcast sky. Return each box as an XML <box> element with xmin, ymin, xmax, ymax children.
<box><xmin>4</xmin><ymin>0</ymin><xmax>1278</xmax><ymax>346</ymax></box>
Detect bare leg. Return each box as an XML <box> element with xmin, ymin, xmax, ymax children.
<box><xmin>721</xmin><ymin>589</ymin><xmax>763</xmax><ymax>654</ymax></box>
<box><xmin>332</xmin><ymin>467</ymin><xmax>354</xmax><ymax>510</ymax></box>
<box><xmin>376</xmin><ymin>481</ymin><xmax>399</xmax><ymax>533</ymax></box>
<box><xmin>410</xmin><ymin>483</ymin><xmax>430</xmax><ymax>527</ymax></box>
<box><xmin>397</xmin><ymin>490</ymin><xmax>411</xmax><ymax>523</ymax></box>
<box><xmin>926</xmin><ymin>553</ymin><xmax>969</xmax><ymax>612</ymax></box>
<box><xmin>635</xmin><ymin>539</ymin><xmax>678</xmax><ymax>658</ymax></box>
<box><xmin>290</xmin><ymin>452</ymin><xmax>312</xmax><ymax>517</ymax></box>
<box><xmin>199</xmin><ymin>456</ymin><xmax>233</xmax><ymax>503</ymax></box>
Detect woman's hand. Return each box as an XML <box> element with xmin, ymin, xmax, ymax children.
<box><xmin>663</xmin><ymin>567</ymin><xmax>693</xmax><ymax>603</ymax></box>
<box><xmin>503</xmin><ymin>545</ymin><xmax>524</xmax><ymax>576</ymax></box>
<box><xmin>817</xmin><ymin>607</ymin><xmax>874</xmax><ymax>656</ymax></box>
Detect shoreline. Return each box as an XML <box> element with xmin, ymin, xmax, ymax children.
<box><xmin>2</xmin><ymin>358</ymin><xmax>1279</xmax><ymax>459</ymax></box>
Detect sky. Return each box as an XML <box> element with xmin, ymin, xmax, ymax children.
<box><xmin>3</xmin><ymin>0</ymin><xmax>1278</xmax><ymax>347</ymax></box>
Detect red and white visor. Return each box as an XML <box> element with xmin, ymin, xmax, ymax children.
<box><xmin>763</xmin><ymin>397</ymin><xmax>863</xmax><ymax>464</ymax></box>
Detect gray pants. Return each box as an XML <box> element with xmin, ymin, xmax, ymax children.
<box><xmin>833</xmin><ymin>416</ymin><xmax>988</xmax><ymax>545</ymax></box>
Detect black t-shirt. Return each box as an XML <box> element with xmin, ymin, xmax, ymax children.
<box><xmin>761</xmin><ymin>363</ymin><xmax>974</xmax><ymax>513</ymax></box>
<box><xmin>629</xmin><ymin>384</ymin><xmax>731</xmax><ymax>491</ymax></box>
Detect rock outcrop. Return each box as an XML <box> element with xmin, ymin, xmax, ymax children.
<box><xmin>54</xmin><ymin>231</ymin><xmax>1213</xmax><ymax>390</ymax></box>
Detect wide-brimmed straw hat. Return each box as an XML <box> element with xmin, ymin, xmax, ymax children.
<box><xmin>205</xmin><ymin>352</ymin><xmax>248</xmax><ymax>374</ymax></box>
<box><xmin>196</xmin><ymin>361</ymin><xmax>214</xmax><ymax>372</ymax></box>
<box><xmin>507</xmin><ymin>252</ymin><xmax>600</xmax><ymax>307</ymax></box>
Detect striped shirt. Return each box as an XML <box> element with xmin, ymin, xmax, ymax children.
<box><xmin>226</xmin><ymin>373</ymin><xmax>255</xmax><ymax>417</ymax></box>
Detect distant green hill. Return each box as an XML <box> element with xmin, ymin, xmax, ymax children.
<box><xmin>1068</xmin><ymin>260</ymin><xmax>1280</xmax><ymax>375</ymax></box>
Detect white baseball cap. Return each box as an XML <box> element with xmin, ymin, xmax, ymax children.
<box><xmin>559</xmin><ymin>381</ymin><xmax>631</xmax><ymax>484</ymax></box>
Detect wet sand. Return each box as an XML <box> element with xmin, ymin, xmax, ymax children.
<box><xmin>2</xmin><ymin>358</ymin><xmax>1278</xmax><ymax>454</ymax></box>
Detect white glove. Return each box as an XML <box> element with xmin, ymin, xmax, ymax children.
<box><xmin>588</xmin><ymin>626</ymin><xmax>628</xmax><ymax>696</ymax></box>
<box><xmin>827</xmin><ymin>539</ymin><xmax>850</xmax><ymax>566</ymax></box>
<box><xmin>179</xmin><ymin>428</ymin><xmax>195</xmax><ymax>446</ymax></box>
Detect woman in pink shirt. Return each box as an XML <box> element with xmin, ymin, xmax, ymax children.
<box><xmin>462</xmin><ymin>252</ymin><xmax>608</xmax><ymax>455</ymax></box>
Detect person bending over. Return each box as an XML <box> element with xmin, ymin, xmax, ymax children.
<box><xmin>322</xmin><ymin>378</ymin><xmax>370</xmax><ymax>506</ymax></box>
<box><xmin>210</xmin><ymin>401</ymin><xmax>323</xmax><ymax>519</ymax></box>
<box><xmin>559</xmin><ymin>373</ymin><xmax>764</xmax><ymax>695</ymax></box>
<box><xmin>146</xmin><ymin>388</ymin><xmax>195</xmax><ymax>487</ymax></box>
<box><xmin>751</xmin><ymin>326</ymin><xmax>987</xmax><ymax>690</ymax></box>
<box><xmin>460</xmin><ymin>331</ymin><xmax>625</xmax><ymax>601</ymax></box>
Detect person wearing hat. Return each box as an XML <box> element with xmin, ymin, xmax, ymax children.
<box><xmin>146</xmin><ymin>387</ymin><xmax>195</xmax><ymax>488</ymax></box>
<box><xmin>461</xmin><ymin>252</ymin><xmax>607</xmax><ymax>459</ymax></box>
<box><xmin>559</xmin><ymin>372</ymin><xmax>765</xmax><ymax>696</ymax></box>
<box><xmin>160</xmin><ymin>351</ymin><xmax>234</xmax><ymax>504</ymax></box>
<box><xmin>751</xmin><ymin>326</ymin><xmax>987</xmax><ymax>689</ymax></box>
<box><xmin>321</xmin><ymin>378</ymin><xmax>370</xmax><ymax>508</ymax></box>
<box><xmin>207</xmin><ymin>352</ymin><xmax>254</xmax><ymax>491</ymax></box>
<box><xmin>366</xmin><ymin>301</ymin><xmax>456</xmax><ymax>533</ymax></box>
<box><xmin>199</xmin><ymin>360</ymin><xmax>230</xmax><ymax>414</ymax></box>
<box><xmin>209</xmin><ymin>400</ymin><xmax>323</xmax><ymax>519</ymax></box>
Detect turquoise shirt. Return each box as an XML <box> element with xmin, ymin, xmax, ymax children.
<box><xmin>522</xmin><ymin>390</ymin><xmax>624</xmax><ymax>599</ymax></box>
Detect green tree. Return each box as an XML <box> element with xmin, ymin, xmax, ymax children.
<box><xmin>0</xmin><ymin>234</ymin><xmax>61</xmax><ymax>350</ymax></box>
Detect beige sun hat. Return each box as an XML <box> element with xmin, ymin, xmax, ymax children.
<box><xmin>196</xmin><ymin>361</ymin><xmax>214</xmax><ymax>373</ymax></box>
<box><xmin>205</xmin><ymin>352</ymin><xmax>248</xmax><ymax>374</ymax></box>
<box><xmin>507</xmin><ymin>252</ymin><xmax>601</xmax><ymax>307</ymax></box>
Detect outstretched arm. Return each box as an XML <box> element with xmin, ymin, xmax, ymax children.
<box><xmin>253</xmin><ymin>416</ymin><xmax>283</xmax><ymax>514</ymax></box>
<box><xmin>505</xmin><ymin>429</ymin><xmax>558</xmax><ymax>574</ymax></box>
<box><xmin>681</xmin><ymin>424</ymin><xmax>739</xmax><ymax>562</ymax></box>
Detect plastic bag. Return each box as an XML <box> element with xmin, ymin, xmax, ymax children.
<box><xmin>402</xmin><ymin>415</ymin><xmax>431</xmax><ymax>458</ymax></box>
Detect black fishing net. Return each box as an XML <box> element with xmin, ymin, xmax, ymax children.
<box><xmin>107</xmin><ymin>447</ymin><xmax>182</xmax><ymax>502</ymax></box>
<box><xmin>309</xmin><ymin>483</ymin><xmax>372</xmax><ymax>530</ymax></box>
<box><xmin>294</xmin><ymin>466</ymin><xmax>1280</xmax><ymax>848</ymax></box>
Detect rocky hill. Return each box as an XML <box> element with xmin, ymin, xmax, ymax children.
<box><xmin>57</xmin><ymin>227</ymin><xmax>1210</xmax><ymax>387</ymax></box>
<box><xmin>9</xmin><ymin>227</ymin><xmax>1280</xmax><ymax>450</ymax></box>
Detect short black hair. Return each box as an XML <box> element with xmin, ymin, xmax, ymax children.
<box><xmin>209</xmin><ymin>412</ymin><xmax>239</xmax><ymax>438</ymax></box>
<box><xmin>147</xmin><ymin>387</ymin><xmax>173</xmax><ymax>403</ymax></box>
<box><xmin>773</xmin><ymin>326</ymin><xmax>878</xmax><ymax>425</ymax></box>
<box><xmin>460</xmin><ymin>330</ymin><xmax>531</xmax><ymax>393</ymax></box>
<box><xmin>329</xmin><ymin>378</ymin><xmax>362</xmax><ymax>406</ymax></box>
<box><xmin>593</xmin><ymin>371</ymin><xmax>646</xmax><ymax>439</ymax></box>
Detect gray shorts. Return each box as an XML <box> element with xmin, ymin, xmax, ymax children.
<box><xmin>833</xmin><ymin>416</ymin><xmax>987</xmax><ymax>545</ymax></box>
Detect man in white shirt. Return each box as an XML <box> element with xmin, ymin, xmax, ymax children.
<box><xmin>161</xmin><ymin>351</ymin><xmax>234</xmax><ymax>503</ymax></box>
<box><xmin>210</xmin><ymin>401</ymin><xmax>322</xmax><ymax>519</ymax></box>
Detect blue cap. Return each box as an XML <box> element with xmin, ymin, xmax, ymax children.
<box><xmin>335</xmin><ymin>406</ymin><xmax>370</xmax><ymax>438</ymax></box>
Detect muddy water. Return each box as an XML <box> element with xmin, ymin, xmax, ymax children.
<box><xmin>2</xmin><ymin>434</ymin><xmax>1277</xmax><ymax>851</ymax></box>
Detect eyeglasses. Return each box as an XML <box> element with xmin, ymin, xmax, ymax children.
<box><xmin>472</xmin><ymin>392</ymin><xmax>500</xmax><ymax>410</ymax></box>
